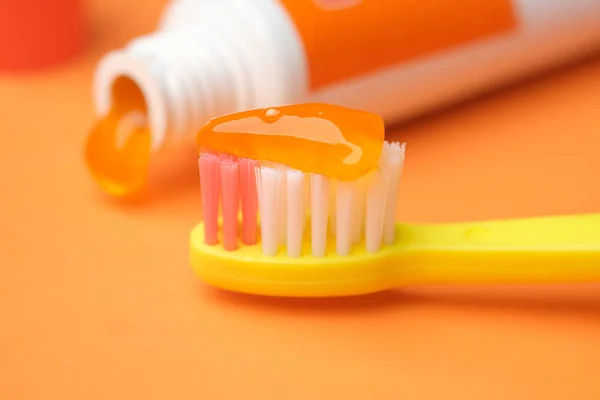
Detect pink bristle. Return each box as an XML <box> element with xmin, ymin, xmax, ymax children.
<box><xmin>239</xmin><ymin>158</ymin><xmax>259</xmax><ymax>245</ymax></box>
<box><xmin>198</xmin><ymin>152</ymin><xmax>220</xmax><ymax>245</ymax></box>
<box><xmin>220</xmin><ymin>157</ymin><xmax>240</xmax><ymax>251</ymax></box>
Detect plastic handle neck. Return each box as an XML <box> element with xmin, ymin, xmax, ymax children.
<box><xmin>390</xmin><ymin>213</ymin><xmax>600</xmax><ymax>286</ymax></box>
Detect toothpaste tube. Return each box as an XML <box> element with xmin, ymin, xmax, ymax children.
<box><xmin>88</xmin><ymin>0</ymin><xmax>600</xmax><ymax>195</ymax></box>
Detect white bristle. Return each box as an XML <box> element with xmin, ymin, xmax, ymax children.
<box><xmin>286</xmin><ymin>169</ymin><xmax>305</xmax><ymax>257</ymax></box>
<box><xmin>335</xmin><ymin>181</ymin><xmax>355</xmax><ymax>256</ymax></box>
<box><xmin>329</xmin><ymin>181</ymin><xmax>337</xmax><ymax>237</ymax></box>
<box><xmin>277</xmin><ymin>167</ymin><xmax>288</xmax><ymax>247</ymax></box>
<box><xmin>303</xmin><ymin>174</ymin><xmax>312</xmax><ymax>217</ymax></box>
<box><xmin>310</xmin><ymin>174</ymin><xmax>329</xmax><ymax>257</ymax></box>
<box><xmin>380</xmin><ymin>142</ymin><xmax>405</xmax><ymax>244</ymax></box>
<box><xmin>246</xmin><ymin>141</ymin><xmax>405</xmax><ymax>258</ymax></box>
<box><xmin>365</xmin><ymin>168</ymin><xmax>387</xmax><ymax>253</ymax></box>
<box><xmin>352</xmin><ymin>179</ymin><xmax>365</xmax><ymax>244</ymax></box>
<box><xmin>255</xmin><ymin>166</ymin><xmax>280</xmax><ymax>256</ymax></box>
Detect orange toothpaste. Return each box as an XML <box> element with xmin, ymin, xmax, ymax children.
<box><xmin>87</xmin><ymin>0</ymin><xmax>600</xmax><ymax>196</ymax></box>
<box><xmin>196</xmin><ymin>103</ymin><xmax>384</xmax><ymax>180</ymax></box>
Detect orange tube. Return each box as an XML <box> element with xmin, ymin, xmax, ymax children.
<box><xmin>279</xmin><ymin>0</ymin><xmax>517</xmax><ymax>91</ymax></box>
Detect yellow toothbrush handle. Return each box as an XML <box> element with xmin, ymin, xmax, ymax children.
<box><xmin>393</xmin><ymin>213</ymin><xmax>600</xmax><ymax>285</ymax></box>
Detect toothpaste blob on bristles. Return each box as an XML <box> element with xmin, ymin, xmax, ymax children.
<box><xmin>196</xmin><ymin>103</ymin><xmax>385</xmax><ymax>181</ymax></box>
<box><xmin>196</xmin><ymin>104</ymin><xmax>405</xmax><ymax>257</ymax></box>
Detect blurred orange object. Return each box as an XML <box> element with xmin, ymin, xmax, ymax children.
<box><xmin>0</xmin><ymin>0</ymin><xmax>84</xmax><ymax>70</ymax></box>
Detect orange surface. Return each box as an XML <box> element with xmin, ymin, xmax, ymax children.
<box><xmin>1</xmin><ymin>1</ymin><xmax>600</xmax><ymax>399</ymax></box>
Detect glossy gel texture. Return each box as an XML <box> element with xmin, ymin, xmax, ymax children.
<box><xmin>195</xmin><ymin>103</ymin><xmax>385</xmax><ymax>181</ymax></box>
<box><xmin>85</xmin><ymin>77</ymin><xmax>151</xmax><ymax>196</ymax></box>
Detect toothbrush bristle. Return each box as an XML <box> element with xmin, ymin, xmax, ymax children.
<box><xmin>365</xmin><ymin>168</ymin><xmax>386</xmax><ymax>253</ymax></box>
<box><xmin>381</xmin><ymin>142</ymin><xmax>406</xmax><ymax>244</ymax></box>
<box><xmin>239</xmin><ymin>158</ymin><xmax>259</xmax><ymax>245</ymax></box>
<box><xmin>219</xmin><ymin>155</ymin><xmax>239</xmax><ymax>251</ymax></box>
<box><xmin>335</xmin><ymin>180</ymin><xmax>355</xmax><ymax>256</ymax></box>
<box><xmin>352</xmin><ymin>179</ymin><xmax>365</xmax><ymax>245</ymax></box>
<box><xmin>310</xmin><ymin>174</ymin><xmax>329</xmax><ymax>257</ymax></box>
<box><xmin>255</xmin><ymin>166</ymin><xmax>280</xmax><ymax>256</ymax></box>
<box><xmin>286</xmin><ymin>169</ymin><xmax>305</xmax><ymax>257</ymax></box>
<box><xmin>277</xmin><ymin>168</ymin><xmax>288</xmax><ymax>247</ymax></box>
<box><xmin>197</xmin><ymin>141</ymin><xmax>405</xmax><ymax>257</ymax></box>
<box><xmin>198</xmin><ymin>152</ymin><xmax>220</xmax><ymax>245</ymax></box>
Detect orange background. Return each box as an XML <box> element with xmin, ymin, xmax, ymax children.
<box><xmin>1</xmin><ymin>1</ymin><xmax>600</xmax><ymax>399</ymax></box>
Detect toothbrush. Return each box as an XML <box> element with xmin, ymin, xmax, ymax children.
<box><xmin>190</xmin><ymin>104</ymin><xmax>600</xmax><ymax>298</ymax></box>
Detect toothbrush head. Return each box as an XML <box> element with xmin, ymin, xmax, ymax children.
<box><xmin>189</xmin><ymin>222</ymin><xmax>404</xmax><ymax>297</ymax></box>
<box><xmin>191</xmin><ymin>140</ymin><xmax>405</xmax><ymax>297</ymax></box>
<box><xmin>192</xmin><ymin>104</ymin><xmax>405</xmax><ymax>297</ymax></box>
